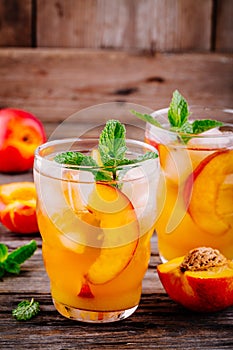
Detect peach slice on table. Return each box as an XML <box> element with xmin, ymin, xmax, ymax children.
<box><xmin>0</xmin><ymin>182</ymin><xmax>38</xmax><ymax>233</ymax></box>
<box><xmin>184</xmin><ymin>150</ymin><xmax>233</xmax><ymax>235</ymax></box>
<box><xmin>85</xmin><ymin>183</ymin><xmax>140</xmax><ymax>285</ymax></box>
<box><xmin>157</xmin><ymin>247</ymin><xmax>233</xmax><ymax>312</ymax></box>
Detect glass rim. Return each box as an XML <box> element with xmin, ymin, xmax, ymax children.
<box><xmin>34</xmin><ymin>137</ymin><xmax>158</xmax><ymax>171</ymax></box>
<box><xmin>150</xmin><ymin>106</ymin><xmax>233</xmax><ymax>139</ymax></box>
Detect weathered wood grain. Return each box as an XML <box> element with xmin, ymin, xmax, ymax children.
<box><xmin>0</xmin><ymin>49</ymin><xmax>232</xmax><ymax>128</ymax></box>
<box><xmin>0</xmin><ymin>47</ymin><xmax>233</xmax><ymax>350</ymax></box>
<box><xmin>0</xmin><ymin>291</ymin><xmax>233</xmax><ymax>350</ymax></box>
<box><xmin>0</xmin><ymin>0</ymin><xmax>32</xmax><ymax>47</ymax></box>
<box><xmin>0</xmin><ymin>0</ymin><xmax>232</xmax><ymax>52</ymax></box>
<box><xmin>0</xmin><ymin>224</ymin><xmax>233</xmax><ymax>350</ymax></box>
<box><xmin>36</xmin><ymin>0</ymin><xmax>213</xmax><ymax>52</ymax></box>
<box><xmin>215</xmin><ymin>0</ymin><xmax>233</xmax><ymax>52</ymax></box>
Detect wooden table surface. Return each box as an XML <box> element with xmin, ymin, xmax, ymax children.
<box><xmin>0</xmin><ymin>49</ymin><xmax>233</xmax><ymax>350</ymax></box>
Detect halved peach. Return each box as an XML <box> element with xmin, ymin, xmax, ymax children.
<box><xmin>157</xmin><ymin>248</ymin><xmax>233</xmax><ymax>312</ymax></box>
<box><xmin>184</xmin><ymin>150</ymin><xmax>233</xmax><ymax>235</ymax></box>
<box><xmin>0</xmin><ymin>182</ymin><xmax>38</xmax><ymax>233</ymax></box>
<box><xmin>85</xmin><ymin>183</ymin><xmax>139</xmax><ymax>285</ymax></box>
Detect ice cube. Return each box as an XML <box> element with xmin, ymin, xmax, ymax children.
<box><xmin>122</xmin><ymin>161</ymin><xmax>159</xmax><ymax>234</ymax></box>
<box><xmin>188</xmin><ymin>127</ymin><xmax>233</xmax><ymax>149</ymax></box>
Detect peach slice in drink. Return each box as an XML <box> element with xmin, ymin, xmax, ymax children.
<box><xmin>85</xmin><ymin>183</ymin><xmax>140</xmax><ymax>285</ymax></box>
<box><xmin>63</xmin><ymin>174</ymin><xmax>139</xmax><ymax>285</ymax></box>
<box><xmin>185</xmin><ymin>150</ymin><xmax>233</xmax><ymax>235</ymax></box>
<box><xmin>61</xmin><ymin>171</ymin><xmax>103</xmax><ymax>251</ymax></box>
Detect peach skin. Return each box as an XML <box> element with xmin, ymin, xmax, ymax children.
<box><xmin>157</xmin><ymin>247</ymin><xmax>233</xmax><ymax>312</ymax></box>
<box><xmin>0</xmin><ymin>108</ymin><xmax>46</xmax><ymax>173</ymax></box>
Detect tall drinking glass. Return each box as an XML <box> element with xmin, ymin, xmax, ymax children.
<box><xmin>145</xmin><ymin>107</ymin><xmax>233</xmax><ymax>262</ymax></box>
<box><xmin>34</xmin><ymin>138</ymin><xmax>159</xmax><ymax>322</ymax></box>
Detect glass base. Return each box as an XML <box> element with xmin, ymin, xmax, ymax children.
<box><xmin>53</xmin><ymin>299</ymin><xmax>138</xmax><ymax>323</ymax></box>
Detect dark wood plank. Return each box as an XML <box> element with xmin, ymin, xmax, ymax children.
<box><xmin>36</xmin><ymin>0</ymin><xmax>213</xmax><ymax>52</ymax></box>
<box><xmin>0</xmin><ymin>48</ymin><xmax>233</xmax><ymax>350</ymax></box>
<box><xmin>0</xmin><ymin>0</ymin><xmax>32</xmax><ymax>47</ymax></box>
<box><xmin>0</xmin><ymin>223</ymin><xmax>233</xmax><ymax>350</ymax></box>
<box><xmin>0</xmin><ymin>49</ymin><xmax>232</xmax><ymax>127</ymax></box>
<box><xmin>0</xmin><ymin>291</ymin><xmax>233</xmax><ymax>350</ymax></box>
<box><xmin>215</xmin><ymin>0</ymin><xmax>233</xmax><ymax>52</ymax></box>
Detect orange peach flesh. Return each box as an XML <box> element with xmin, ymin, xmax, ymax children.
<box><xmin>62</xmin><ymin>179</ymin><xmax>140</xmax><ymax>287</ymax></box>
<box><xmin>157</xmin><ymin>256</ymin><xmax>233</xmax><ymax>312</ymax></box>
<box><xmin>0</xmin><ymin>182</ymin><xmax>38</xmax><ymax>233</ymax></box>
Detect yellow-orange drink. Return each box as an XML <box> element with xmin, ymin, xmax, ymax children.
<box><xmin>145</xmin><ymin>106</ymin><xmax>233</xmax><ymax>262</ymax></box>
<box><xmin>34</xmin><ymin>137</ymin><xmax>159</xmax><ymax>322</ymax></box>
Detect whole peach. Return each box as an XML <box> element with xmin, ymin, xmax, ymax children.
<box><xmin>0</xmin><ymin>108</ymin><xmax>46</xmax><ymax>173</ymax></box>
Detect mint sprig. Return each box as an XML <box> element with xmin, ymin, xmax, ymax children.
<box><xmin>0</xmin><ymin>240</ymin><xmax>37</xmax><ymax>278</ymax></box>
<box><xmin>168</xmin><ymin>89</ymin><xmax>189</xmax><ymax>128</ymax></box>
<box><xmin>99</xmin><ymin>119</ymin><xmax>127</xmax><ymax>163</ymax></box>
<box><xmin>132</xmin><ymin>90</ymin><xmax>223</xmax><ymax>143</ymax></box>
<box><xmin>55</xmin><ymin>152</ymin><xmax>97</xmax><ymax>167</ymax></box>
<box><xmin>12</xmin><ymin>298</ymin><xmax>40</xmax><ymax>321</ymax></box>
<box><xmin>130</xmin><ymin>110</ymin><xmax>162</xmax><ymax>128</ymax></box>
<box><xmin>54</xmin><ymin>119</ymin><xmax>157</xmax><ymax>182</ymax></box>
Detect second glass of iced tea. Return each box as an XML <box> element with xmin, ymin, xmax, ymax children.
<box><xmin>145</xmin><ymin>107</ymin><xmax>233</xmax><ymax>262</ymax></box>
<box><xmin>34</xmin><ymin>137</ymin><xmax>159</xmax><ymax>322</ymax></box>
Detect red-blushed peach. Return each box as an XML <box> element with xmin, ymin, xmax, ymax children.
<box><xmin>0</xmin><ymin>182</ymin><xmax>38</xmax><ymax>233</ymax></box>
<box><xmin>157</xmin><ymin>247</ymin><xmax>233</xmax><ymax>312</ymax></box>
<box><xmin>0</xmin><ymin>108</ymin><xmax>46</xmax><ymax>173</ymax></box>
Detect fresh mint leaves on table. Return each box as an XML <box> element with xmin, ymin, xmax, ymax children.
<box><xmin>12</xmin><ymin>298</ymin><xmax>40</xmax><ymax>321</ymax></box>
<box><xmin>55</xmin><ymin>119</ymin><xmax>157</xmax><ymax>181</ymax></box>
<box><xmin>131</xmin><ymin>90</ymin><xmax>223</xmax><ymax>143</ymax></box>
<box><xmin>0</xmin><ymin>240</ymin><xmax>37</xmax><ymax>278</ymax></box>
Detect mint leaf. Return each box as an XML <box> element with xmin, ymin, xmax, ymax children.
<box><xmin>0</xmin><ymin>240</ymin><xmax>37</xmax><ymax>279</ymax></box>
<box><xmin>179</xmin><ymin>121</ymin><xmax>193</xmax><ymax>134</ymax></box>
<box><xmin>54</xmin><ymin>120</ymin><xmax>157</xmax><ymax>182</ymax></box>
<box><xmin>0</xmin><ymin>243</ymin><xmax>8</xmax><ymax>262</ymax></box>
<box><xmin>132</xmin><ymin>90</ymin><xmax>224</xmax><ymax>144</ymax></box>
<box><xmin>94</xmin><ymin>170</ymin><xmax>113</xmax><ymax>182</ymax></box>
<box><xmin>55</xmin><ymin>151</ymin><xmax>112</xmax><ymax>181</ymax></box>
<box><xmin>3</xmin><ymin>260</ymin><xmax>20</xmax><ymax>274</ymax></box>
<box><xmin>99</xmin><ymin>119</ymin><xmax>127</xmax><ymax>164</ymax></box>
<box><xmin>168</xmin><ymin>90</ymin><xmax>189</xmax><ymax>127</ymax></box>
<box><xmin>7</xmin><ymin>240</ymin><xmax>37</xmax><ymax>265</ymax></box>
<box><xmin>12</xmin><ymin>298</ymin><xmax>40</xmax><ymax>321</ymax></box>
<box><xmin>130</xmin><ymin>110</ymin><xmax>162</xmax><ymax>128</ymax></box>
<box><xmin>55</xmin><ymin>152</ymin><xmax>97</xmax><ymax>167</ymax></box>
<box><xmin>192</xmin><ymin>119</ymin><xmax>223</xmax><ymax>134</ymax></box>
<box><xmin>0</xmin><ymin>263</ymin><xmax>5</xmax><ymax>278</ymax></box>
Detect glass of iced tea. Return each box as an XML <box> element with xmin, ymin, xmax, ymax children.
<box><xmin>34</xmin><ymin>125</ymin><xmax>159</xmax><ymax>322</ymax></box>
<box><xmin>145</xmin><ymin>105</ymin><xmax>233</xmax><ymax>262</ymax></box>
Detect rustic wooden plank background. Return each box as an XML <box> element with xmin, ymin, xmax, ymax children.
<box><xmin>0</xmin><ymin>49</ymin><xmax>232</xmax><ymax>128</ymax></box>
<box><xmin>0</xmin><ymin>0</ymin><xmax>232</xmax><ymax>52</ymax></box>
